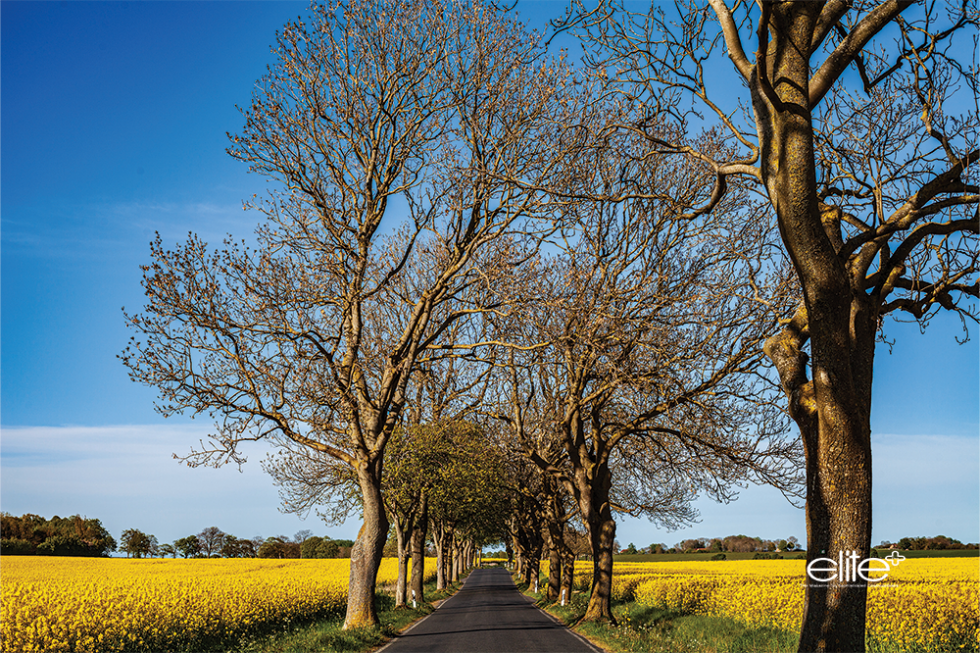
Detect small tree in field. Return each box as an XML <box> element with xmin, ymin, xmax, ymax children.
<box><xmin>197</xmin><ymin>527</ymin><xmax>226</xmax><ymax>557</ymax></box>
<box><xmin>120</xmin><ymin>529</ymin><xmax>153</xmax><ymax>559</ymax></box>
<box><xmin>174</xmin><ymin>535</ymin><xmax>201</xmax><ymax>559</ymax></box>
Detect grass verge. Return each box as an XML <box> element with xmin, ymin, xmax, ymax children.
<box><xmin>241</xmin><ymin>577</ymin><xmax>465</xmax><ymax>653</ymax></box>
<box><xmin>516</xmin><ymin>577</ymin><xmax>798</xmax><ymax>653</ymax></box>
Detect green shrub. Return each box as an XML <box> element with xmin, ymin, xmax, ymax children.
<box><xmin>0</xmin><ymin>538</ymin><xmax>34</xmax><ymax>555</ymax></box>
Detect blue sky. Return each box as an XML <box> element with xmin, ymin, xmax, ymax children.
<box><xmin>2</xmin><ymin>1</ymin><xmax>977</xmax><ymax>551</ymax></box>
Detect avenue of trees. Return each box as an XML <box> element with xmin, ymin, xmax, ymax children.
<box><xmin>553</xmin><ymin>1</ymin><xmax>977</xmax><ymax>648</ymax></box>
<box><xmin>122</xmin><ymin>0</ymin><xmax>977</xmax><ymax>650</ymax></box>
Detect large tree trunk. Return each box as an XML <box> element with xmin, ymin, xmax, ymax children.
<box><xmin>542</xmin><ymin>481</ymin><xmax>570</xmax><ymax>602</ymax></box>
<box><xmin>409</xmin><ymin>493</ymin><xmax>427</xmax><ymax>604</ymax></box>
<box><xmin>755</xmin><ymin>6</ymin><xmax>876</xmax><ymax>650</ymax></box>
<box><xmin>512</xmin><ymin>514</ymin><xmax>544</xmax><ymax>590</ymax></box>
<box><xmin>344</xmin><ymin>461</ymin><xmax>390</xmax><ymax>629</ymax></box>
<box><xmin>768</xmin><ymin>307</ymin><xmax>875</xmax><ymax>652</ymax></box>
<box><xmin>582</xmin><ymin>505</ymin><xmax>616</xmax><ymax>624</ymax></box>
<box><xmin>572</xmin><ymin>460</ymin><xmax>617</xmax><ymax>624</ymax></box>
<box><xmin>523</xmin><ymin>551</ymin><xmax>540</xmax><ymax>589</ymax></box>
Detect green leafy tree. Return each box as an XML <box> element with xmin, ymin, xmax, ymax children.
<box><xmin>318</xmin><ymin>539</ymin><xmax>341</xmax><ymax>559</ymax></box>
<box><xmin>120</xmin><ymin>529</ymin><xmax>153</xmax><ymax>558</ymax></box>
<box><xmin>0</xmin><ymin>513</ymin><xmax>116</xmax><ymax>556</ymax></box>
<box><xmin>0</xmin><ymin>538</ymin><xmax>34</xmax><ymax>555</ymax></box>
<box><xmin>301</xmin><ymin>536</ymin><xmax>324</xmax><ymax>559</ymax></box>
<box><xmin>174</xmin><ymin>535</ymin><xmax>201</xmax><ymax>559</ymax></box>
<box><xmin>220</xmin><ymin>535</ymin><xmax>257</xmax><ymax>558</ymax></box>
<box><xmin>257</xmin><ymin>536</ymin><xmax>301</xmax><ymax>559</ymax></box>
<box><xmin>426</xmin><ymin>422</ymin><xmax>509</xmax><ymax>590</ymax></box>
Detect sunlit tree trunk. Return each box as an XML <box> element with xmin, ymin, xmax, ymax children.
<box><xmin>344</xmin><ymin>462</ymin><xmax>390</xmax><ymax>629</ymax></box>
<box><xmin>581</xmin><ymin>497</ymin><xmax>616</xmax><ymax>623</ymax></box>
<box><xmin>433</xmin><ymin>522</ymin><xmax>455</xmax><ymax>590</ymax></box>
<box><xmin>752</xmin><ymin>5</ymin><xmax>877</xmax><ymax>649</ymax></box>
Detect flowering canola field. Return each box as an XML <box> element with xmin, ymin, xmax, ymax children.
<box><xmin>1</xmin><ymin>557</ymin><xmax>434</xmax><ymax>652</ymax></box>
<box><xmin>565</xmin><ymin>558</ymin><xmax>978</xmax><ymax>651</ymax></box>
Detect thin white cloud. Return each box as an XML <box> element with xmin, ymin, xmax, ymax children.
<box><xmin>3</xmin><ymin>426</ymin><xmax>975</xmax><ymax>550</ymax></box>
<box><xmin>1</xmin><ymin>198</ymin><xmax>253</xmax><ymax>262</ymax></box>
<box><xmin>0</xmin><ymin>424</ymin><xmax>359</xmax><ymax>546</ymax></box>
<box><xmin>873</xmin><ymin>433</ymin><xmax>979</xmax><ymax>490</ymax></box>
<box><xmin>612</xmin><ymin>432</ymin><xmax>980</xmax><ymax>549</ymax></box>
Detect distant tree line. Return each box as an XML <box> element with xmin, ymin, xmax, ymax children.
<box><xmin>885</xmin><ymin>535</ymin><xmax>979</xmax><ymax>551</ymax></box>
<box><xmin>0</xmin><ymin>514</ymin><xmax>358</xmax><ymax>560</ymax></box>
<box><xmin>1</xmin><ymin>513</ymin><xmax>116</xmax><ymax>557</ymax></box>
<box><xmin>119</xmin><ymin>526</ymin><xmax>357</xmax><ymax>559</ymax></box>
<box><xmin>638</xmin><ymin>535</ymin><xmax>802</xmax><ymax>555</ymax></box>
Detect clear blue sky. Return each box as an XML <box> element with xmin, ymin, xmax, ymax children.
<box><xmin>2</xmin><ymin>1</ymin><xmax>977</xmax><ymax>551</ymax></box>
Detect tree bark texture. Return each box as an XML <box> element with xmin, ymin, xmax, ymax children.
<box><xmin>753</xmin><ymin>5</ymin><xmax>877</xmax><ymax>650</ymax></box>
<box><xmin>577</xmin><ymin>464</ymin><xmax>617</xmax><ymax>624</ymax></box>
<box><xmin>344</xmin><ymin>463</ymin><xmax>390</xmax><ymax>629</ymax></box>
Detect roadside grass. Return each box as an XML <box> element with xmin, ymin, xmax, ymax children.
<box><xmin>517</xmin><ymin>578</ymin><xmax>798</xmax><ymax>653</ymax></box>
<box><xmin>241</xmin><ymin>577</ymin><xmax>463</xmax><ymax>653</ymax></box>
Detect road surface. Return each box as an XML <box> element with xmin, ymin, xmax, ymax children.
<box><xmin>379</xmin><ymin>567</ymin><xmax>603</xmax><ymax>653</ymax></box>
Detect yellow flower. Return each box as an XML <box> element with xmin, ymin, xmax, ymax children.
<box><xmin>1</xmin><ymin>556</ymin><xmax>436</xmax><ymax>652</ymax></box>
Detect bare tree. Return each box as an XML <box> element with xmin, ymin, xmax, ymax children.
<box><xmin>562</xmin><ymin>0</ymin><xmax>978</xmax><ymax>648</ymax></box>
<box><xmin>492</xmin><ymin>125</ymin><xmax>801</xmax><ymax>623</ymax></box>
<box><xmin>122</xmin><ymin>0</ymin><xmax>576</xmax><ymax>628</ymax></box>
<box><xmin>197</xmin><ymin>526</ymin><xmax>226</xmax><ymax>557</ymax></box>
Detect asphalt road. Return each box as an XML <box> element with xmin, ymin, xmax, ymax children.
<box><xmin>379</xmin><ymin>567</ymin><xmax>603</xmax><ymax>653</ymax></box>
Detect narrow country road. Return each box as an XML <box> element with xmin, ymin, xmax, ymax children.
<box><xmin>379</xmin><ymin>567</ymin><xmax>603</xmax><ymax>653</ymax></box>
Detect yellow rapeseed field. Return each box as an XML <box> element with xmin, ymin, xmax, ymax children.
<box><xmin>583</xmin><ymin>558</ymin><xmax>979</xmax><ymax>651</ymax></box>
<box><xmin>1</xmin><ymin>556</ymin><xmax>436</xmax><ymax>652</ymax></box>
